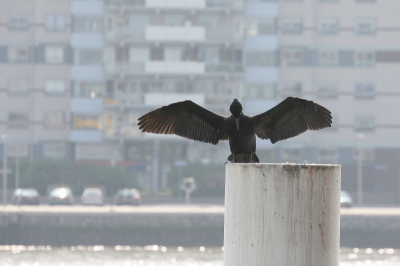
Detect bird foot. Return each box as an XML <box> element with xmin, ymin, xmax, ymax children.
<box><xmin>227</xmin><ymin>153</ymin><xmax>259</xmax><ymax>163</ymax></box>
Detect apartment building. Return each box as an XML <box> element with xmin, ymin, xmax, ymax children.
<box><xmin>278</xmin><ymin>0</ymin><xmax>400</xmax><ymax>204</ymax></box>
<box><xmin>0</xmin><ymin>0</ymin><xmax>71</xmax><ymax>161</ymax></box>
<box><xmin>1</xmin><ymin>0</ymin><xmax>399</xmax><ymax>203</ymax></box>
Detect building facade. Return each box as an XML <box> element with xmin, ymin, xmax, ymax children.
<box><xmin>0</xmin><ymin>0</ymin><xmax>399</xmax><ymax>204</ymax></box>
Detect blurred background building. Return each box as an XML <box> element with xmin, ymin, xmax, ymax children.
<box><xmin>0</xmin><ymin>0</ymin><xmax>399</xmax><ymax>204</ymax></box>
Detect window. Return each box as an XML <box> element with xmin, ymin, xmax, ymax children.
<box><xmin>354</xmin><ymin>50</ymin><xmax>375</xmax><ymax>67</ymax></box>
<box><xmin>163</xmin><ymin>79</ymin><xmax>184</xmax><ymax>93</ymax></box>
<box><xmin>8</xmin><ymin>78</ymin><xmax>29</xmax><ymax>95</ymax></box>
<box><xmin>355</xmin><ymin>18</ymin><xmax>376</xmax><ymax>35</ymax></box>
<box><xmin>43</xmin><ymin>143</ymin><xmax>66</xmax><ymax>158</ymax></box>
<box><xmin>317</xmin><ymin>50</ymin><xmax>338</xmax><ymax>65</ymax></box>
<box><xmin>279</xmin><ymin>82</ymin><xmax>302</xmax><ymax>97</ymax></box>
<box><xmin>354</xmin><ymin>114</ymin><xmax>374</xmax><ymax>132</ymax></box>
<box><xmin>248</xmin><ymin>0</ymin><xmax>277</xmax><ymax>2</ymax></box>
<box><xmin>318</xmin><ymin>149</ymin><xmax>338</xmax><ymax>164</ymax></box>
<box><xmin>247</xmin><ymin>19</ymin><xmax>276</xmax><ymax>35</ymax></box>
<box><xmin>318</xmin><ymin>18</ymin><xmax>339</xmax><ymax>35</ymax></box>
<box><xmin>44</xmin><ymin>112</ymin><xmax>65</xmax><ymax>129</ymax></box>
<box><xmin>45</xmin><ymin>80</ymin><xmax>66</xmax><ymax>95</ymax></box>
<box><xmin>73</xmin><ymin>82</ymin><xmax>104</xmax><ymax>98</ymax></box>
<box><xmin>281</xmin><ymin>48</ymin><xmax>303</xmax><ymax>65</ymax></box>
<box><xmin>246</xmin><ymin>83</ymin><xmax>275</xmax><ymax>99</ymax></box>
<box><xmin>246</xmin><ymin>52</ymin><xmax>275</xmax><ymax>67</ymax></box>
<box><xmin>76</xmin><ymin>49</ymin><xmax>102</xmax><ymax>65</ymax></box>
<box><xmin>150</xmin><ymin>46</ymin><xmax>164</xmax><ymax>61</ymax></box>
<box><xmin>129</xmin><ymin>47</ymin><xmax>150</xmax><ymax>63</ymax></box>
<box><xmin>45</xmin><ymin>46</ymin><xmax>64</xmax><ymax>64</ymax></box>
<box><xmin>8</xmin><ymin>112</ymin><xmax>29</xmax><ymax>128</ymax></box>
<box><xmin>317</xmin><ymin>82</ymin><xmax>338</xmax><ymax>98</ymax></box>
<box><xmin>8</xmin><ymin>14</ymin><xmax>29</xmax><ymax>31</ymax></box>
<box><xmin>73</xmin><ymin>16</ymin><xmax>103</xmax><ymax>32</ymax></box>
<box><xmin>164</xmin><ymin>47</ymin><xmax>182</xmax><ymax>61</ymax></box>
<box><xmin>45</xmin><ymin>14</ymin><xmax>66</xmax><ymax>31</ymax></box>
<box><xmin>354</xmin><ymin>83</ymin><xmax>374</xmax><ymax>99</ymax></box>
<box><xmin>73</xmin><ymin>114</ymin><xmax>102</xmax><ymax>130</ymax></box>
<box><xmin>164</xmin><ymin>13</ymin><xmax>185</xmax><ymax>26</ymax></box>
<box><xmin>8</xmin><ymin>46</ymin><xmax>30</xmax><ymax>62</ymax></box>
<box><xmin>280</xmin><ymin>18</ymin><xmax>303</xmax><ymax>34</ymax></box>
<box><xmin>281</xmin><ymin>148</ymin><xmax>301</xmax><ymax>161</ymax></box>
<box><xmin>129</xmin><ymin>79</ymin><xmax>149</xmax><ymax>94</ymax></box>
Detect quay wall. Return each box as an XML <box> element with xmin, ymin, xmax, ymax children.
<box><xmin>0</xmin><ymin>207</ymin><xmax>399</xmax><ymax>248</ymax></box>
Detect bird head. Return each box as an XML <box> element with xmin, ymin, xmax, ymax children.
<box><xmin>230</xmin><ymin>99</ymin><xmax>242</xmax><ymax>130</ymax></box>
<box><xmin>230</xmin><ymin>99</ymin><xmax>242</xmax><ymax>118</ymax></box>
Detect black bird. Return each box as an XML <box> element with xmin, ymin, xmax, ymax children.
<box><xmin>138</xmin><ymin>97</ymin><xmax>332</xmax><ymax>163</ymax></box>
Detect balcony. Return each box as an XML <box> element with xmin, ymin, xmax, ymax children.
<box><xmin>72</xmin><ymin>1</ymin><xmax>104</xmax><ymax>15</ymax></box>
<box><xmin>145</xmin><ymin>26</ymin><xmax>205</xmax><ymax>42</ymax></box>
<box><xmin>105</xmin><ymin>0</ymin><xmax>242</xmax><ymax>9</ymax></box>
<box><xmin>205</xmin><ymin>28</ymin><xmax>243</xmax><ymax>42</ymax></box>
<box><xmin>70</xmin><ymin>98</ymin><xmax>104</xmax><ymax>113</ymax></box>
<box><xmin>105</xmin><ymin>63</ymin><xmax>145</xmax><ymax>75</ymax></box>
<box><xmin>70</xmin><ymin>130</ymin><xmax>103</xmax><ymax>143</ymax></box>
<box><xmin>144</xmin><ymin>93</ymin><xmax>205</xmax><ymax>106</ymax></box>
<box><xmin>205</xmin><ymin>63</ymin><xmax>243</xmax><ymax>74</ymax></box>
<box><xmin>105</xmin><ymin>0</ymin><xmax>145</xmax><ymax>7</ymax></box>
<box><xmin>206</xmin><ymin>0</ymin><xmax>244</xmax><ymax>9</ymax></box>
<box><xmin>105</xmin><ymin>28</ymin><xmax>145</xmax><ymax>42</ymax></box>
<box><xmin>145</xmin><ymin>61</ymin><xmax>205</xmax><ymax>74</ymax></box>
<box><xmin>71</xmin><ymin>33</ymin><xmax>104</xmax><ymax>48</ymax></box>
<box><xmin>104</xmin><ymin>93</ymin><xmax>144</xmax><ymax>109</ymax></box>
<box><xmin>146</xmin><ymin>0</ymin><xmax>205</xmax><ymax>9</ymax></box>
<box><xmin>105</xmin><ymin>62</ymin><xmax>241</xmax><ymax>76</ymax></box>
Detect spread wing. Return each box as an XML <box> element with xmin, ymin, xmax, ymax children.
<box><xmin>138</xmin><ymin>100</ymin><xmax>228</xmax><ymax>145</ymax></box>
<box><xmin>252</xmin><ymin>97</ymin><xmax>332</xmax><ymax>144</ymax></box>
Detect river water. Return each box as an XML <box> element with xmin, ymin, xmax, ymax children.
<box><xmin>0</xmin><ymin>245</ymin><xmax>399</xmax><ymax>266</ymax></box>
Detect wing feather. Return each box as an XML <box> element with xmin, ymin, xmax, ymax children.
<box><xmin>253</xmin><ymin>97</ymin><xmax>332</xmax><ymax>144</ymax></box>
<box><xmin>138</xmin><ymin>100</ymin><xmax>228</xmax><ymax>145</ymax></box>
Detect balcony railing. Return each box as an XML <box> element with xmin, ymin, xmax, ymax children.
<box><xmin>105</xmin><ymin>62</ymin><xmax>242</xmax><ymax>75</ymax></box>
<box><xmin>105</xmin><ymin>0</ymin><xmax>145</xmax><ymax>7</ymax></box>
<box><xmin>205</xmin><ymin>28</ymin><xmax>243</xmax><ymax>42</ymax></box>
<box><xmin>206</xmin><ymin>0</ymin><xmax>244</xmax><ymax>9</ymax></box>
<box><xmin>105</xmin><ymin>28</ymin><xmax>145</xmax><ymax>42</ymax></box>
<box><xmin>105</xmin><ymin>63</ymin><xmax>145</xmax><ymax>75</ymax></box>
<box><xmin>205</xmin><ymin>63</ymin><xmax>243</xmax><ymax>73</ymax></box>
<box><xmin>145</xmin><ymin>26</ymin><xmax>205</xmax><ymax>42</ymax></box>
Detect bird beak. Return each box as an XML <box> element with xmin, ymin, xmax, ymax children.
<box><xmin>235</xmin><ymin>118</ymin><xmax>239</xmax><ymax>131</ymax></box>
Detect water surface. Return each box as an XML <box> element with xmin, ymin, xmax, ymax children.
<box><xmin>0</xmin><ymin>245</ymin><xmax>399</xmax><ymax>266</ymax></box>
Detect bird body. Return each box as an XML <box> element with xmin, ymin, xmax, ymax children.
<box><xmin>138</xmin><ymin>97</ymin><xmax>332</xmax><ymax>163</ymax></box>
<box><xmin>225</xmin><ymin>114</ymin><xmax>256</xmax><ymax>155</ymax></box>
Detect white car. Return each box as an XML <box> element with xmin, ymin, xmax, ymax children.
<box><xmin>81</xmin><ymin>188</ymin><xmax>104</xmax><ymax>206</ymax></box>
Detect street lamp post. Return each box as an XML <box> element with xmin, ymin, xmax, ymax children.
<box><xmin>2</xmin><ymin>134</ymin><xmax>8</xmax><ymax>206</ymax></box>
<box><xmin>356</xmin><ymin>133</ymin><xmax>365</xmax><ymax>206</ymax></box>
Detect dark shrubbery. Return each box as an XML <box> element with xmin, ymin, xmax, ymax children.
<box><xmin>7</xmin><ymin>159</ymin><xmax>138</xmax><ymax>196</ymax></box>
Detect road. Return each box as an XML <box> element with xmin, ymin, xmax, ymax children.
<box><xmin>1</xmin><ymin>205</ymin><xmax>400</xmax><ymax>216</ymax></box>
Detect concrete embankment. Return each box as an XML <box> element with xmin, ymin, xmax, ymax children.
<box><xmin>0</xmin><ymin>206</ymin><xmax>399</xmax><ymax>248</ymax></box>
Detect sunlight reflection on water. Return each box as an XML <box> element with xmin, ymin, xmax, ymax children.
<box><xmin>0</xmin><ymin>245</ymin><xmax>400</xmax><ymax>266</ymax></box>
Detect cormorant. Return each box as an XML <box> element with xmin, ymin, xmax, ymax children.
<box><xmin>138</xmin><ymin>97</ymin><xmax>332</xmax><ymax>163</ymax></box>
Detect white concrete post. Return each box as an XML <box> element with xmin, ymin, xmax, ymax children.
<box><xmin>224</xmin><ymin>163</ymin><xmax>341</xmax><ymax>266</ymax></box>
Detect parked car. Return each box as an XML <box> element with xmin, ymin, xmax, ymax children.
<box><xmin>48</xmin><ymin>187</ymin><xmax>74</xmax><ymax>205</ymax></box>
<box><xmin>11</xmin><ymin>188</ymin><xmax>40</xmax><ymax>205</ymax></box>
<box><xmin>11</xmin><ymin>189</ymin><xmax>23</xmax><ymax>205</ymax></box>
<box><xmin>81</xmin><ymin>188</ymin><xmax>104</xmax><ymax>206</ymax></box>
<box><xmin>341</xmin><ymin>190</ymin><xmax>353</xmax><ymax>208</ymax></box>
<box><xmin>114</xmin><ymin>188</ymin><xmax>141</xmax><ymax>205</ymax></box>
